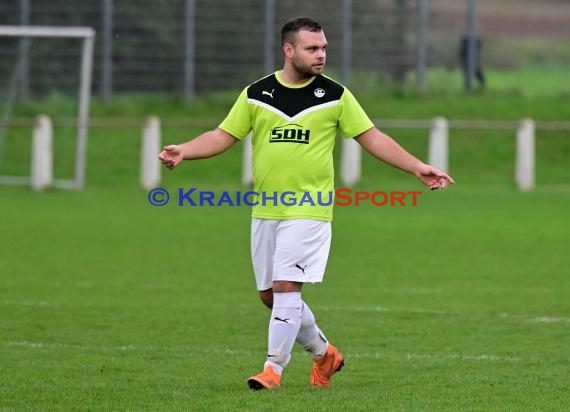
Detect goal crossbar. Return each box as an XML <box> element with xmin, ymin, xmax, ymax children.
<box><xmin>0</xmin><ymin>26</ymin><xmax>95</xmax><ymax>39</ymax></box>
<box><xmin>0</xmin><ymin>25</ymin><xmax>95</xmax><ymax>189</ymax></box>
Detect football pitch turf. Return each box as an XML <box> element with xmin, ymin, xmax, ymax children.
<box><xmin>1</xmin><ymin>184</ymin><xmax>569</xmax><ymax>411</ymax></box>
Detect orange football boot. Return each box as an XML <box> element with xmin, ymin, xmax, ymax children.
<box><xmin>247</xmin><ymin>365</ymin><xmax>281</xmax><ymax>390</ymax></box>
<box><xmin>310</xmin><ymin>344</ymin><xmax>344</xmax><ymax>387</ymax></box>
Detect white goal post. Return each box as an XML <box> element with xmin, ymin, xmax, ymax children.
<box><xmin>0</xmin><ymin>25</ymin><xmax>95</xmax><ymax>189</ymax></box>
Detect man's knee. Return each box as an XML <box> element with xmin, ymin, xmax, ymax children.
<box><xmin>259</xmin><ymin>282</ymin><xmax>302</xmax><ymax>308</ymax></box>
<box><xmin>259</xmin><ymin>289</ymin><xmax>273</xmax><ymax>309</ymax></box>
<box><xmin>273</xmin><ymin>280</ymin><xmax>302</xmax><ymax>293</ymax></box>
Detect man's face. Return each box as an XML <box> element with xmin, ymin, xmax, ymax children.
<box><xmin>285</xmin><ymin>29</ymin><xmax>327</xmax><ymax>78</ymax></box>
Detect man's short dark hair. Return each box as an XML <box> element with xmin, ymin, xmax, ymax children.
<box><xmin>281</xmin><ymin>17</ymin><xmax>322</xmax><ymax>46</ymax></box>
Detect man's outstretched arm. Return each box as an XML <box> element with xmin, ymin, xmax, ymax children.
<box><xmin>354</xmin><ymin>127</ymin><xmax>455</xmax><ymax>190</ymax></box>
<box><xmin>158</xmin><ymin>128</ymin><xmax>239</xmax><ymax>170</ymax></box>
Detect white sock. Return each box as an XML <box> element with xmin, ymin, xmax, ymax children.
<box><xmin>296</xmin><ymin>301</ymin><xmax>328</xmax><ymax>357</ymax></box>
<box><xmin>264</xmin><ymin>292</ymin><xmax>302</xmax><ymax>373</ymax></box>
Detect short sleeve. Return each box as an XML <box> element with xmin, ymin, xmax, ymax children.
<box><xmin>338</xmin><ymin>88</ymin><xmax>374</xmax><ymax>139</ymax></box>
<box><xmin>218</xmin><ymin>88</ymin><xmax>252</xmax><ymax>140</ymax></box>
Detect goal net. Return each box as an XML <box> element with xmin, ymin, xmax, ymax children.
<box><xmin>0</xmin><ymin>25</ymin><xmax>94</xmax><ymax>189</ymax></box>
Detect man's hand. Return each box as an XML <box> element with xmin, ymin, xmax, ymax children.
<box><xmin>158</xmin><ymin>129</ymin><xmax>239</xmax><ymax>170</ymax></box>
<box><xmin>158</xmin><ymin>145</ymin><xmax>184</xmax><ymax>170</ymax></box>
<box><xmin>355</xmin><ymin>129</ymin><xmax>455</xmax><ymax>190</ymax></box>
<box><xmin>414</xmin><ymin>164</ymin><xmax>455</xmax><ymax>190</ymax></box>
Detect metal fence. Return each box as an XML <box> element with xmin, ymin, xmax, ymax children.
<box><xmin>1</xmin><ymin>0</ymin><xmax>569</xmax><ymax>100</ymax></box>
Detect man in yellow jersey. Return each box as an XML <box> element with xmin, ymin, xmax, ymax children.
<box><xmin>159</xmin><ymin>17</ymin><xmax>454</xmax><ymax>390</ymax></box>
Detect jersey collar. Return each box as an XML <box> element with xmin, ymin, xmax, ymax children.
<box><xmin>275</xmin><ymin>70</ymin><xmax>316</xmax><ymax>89</ymax></box>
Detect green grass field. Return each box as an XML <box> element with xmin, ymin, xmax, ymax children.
<box><xmin>1</xmin><ymin>67</ymin><xmax>569</xmax><ymax>410</ymax></box>
<box><xmin>1</xmin><ymin>185</ymin><xmax>569</xmax><ymax>411</ymax></box>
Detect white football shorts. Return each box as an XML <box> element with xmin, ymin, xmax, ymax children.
<box><xmin>251</xmin><ymin>218</ymin><xmax>332</xmax><ymax>291</ymax></box>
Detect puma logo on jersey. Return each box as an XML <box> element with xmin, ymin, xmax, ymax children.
<box><xmin>262</xmin><ymin>89</ymin><xmax>274</xmax><ymax>98</ymax></box>
<box><xmin>270</xmin><ymin>124</ymin><xmax>311</xmax><ymax>144</ymax></box>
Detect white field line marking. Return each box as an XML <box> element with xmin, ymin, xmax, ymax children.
<box><xmin>499</xmin><ymin>312</ymin><xmax>570</xmax><ymax>324</ymax></box>
<box><xmin>351</xmin><ymin>306</ymin><xmax>450</xmax><ymax>315</ymax></box>
<box><xmin>3</xmin><ymin>300</ymin><xmax>568</xmax><ymax>324</ymax></box>
<box><xmin>4</xmin><ymin>341</ymin><xmax>137</xmax><ymax>352</ymax></box>
<box><xmin>529</xmin><ymin>316</ymin><xmax>570</xmax><ymax>323</ymax></box>
<box><xmin>316</xmin><ymin>305</ymin><xmax>570</xmax><ymax>324</ymax></box>
<box><xmin>404</xmin><ymin>353</ymin><xmax>521</xmax><ymax>363</ymax></box>
<box><xmin>0</xmin><ymin>300</ymin><xmax>57</xmax><ymax>306</ymax></box>
<box><xmin>314</xmin><ymin>305</ymin><xmax>459</xmax><ymax>316</ymax></box>
<box><xmin>4</xmin><ymin>341</ymin><xmax>521</xmax><ymax>362</ymax></box>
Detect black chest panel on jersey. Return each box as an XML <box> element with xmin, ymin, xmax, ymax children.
<box><xmin>247</xmin><ymin>74</ymin><xmax>344</xmax><ymax>118</ymax></box>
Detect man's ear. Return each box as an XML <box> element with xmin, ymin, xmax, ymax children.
<box><xmin>282</xmin><ymin>42</ymin><xmax>294</xmax><ymax>58</ymax></box>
